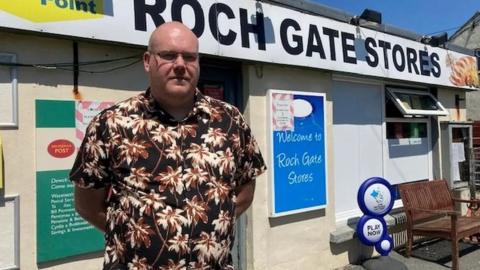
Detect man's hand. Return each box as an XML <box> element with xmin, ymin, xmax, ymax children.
<box><xmin>235</xmin><ymin>180</ymin><xmax>256</xmax><ymax>218</ymax></box>
<box><xmin>74</xmin><ymin>186</ymin><xmax>108</xmax><ymax>233</ymax></box>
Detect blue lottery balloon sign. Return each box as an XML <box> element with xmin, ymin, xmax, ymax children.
<box><xmin>356</xmin><ymin>177</ymin><xmax>395</xmax><ymax>256</ymax></box>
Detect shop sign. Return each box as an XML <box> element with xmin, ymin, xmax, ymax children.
<box><xmin>35</xmin><ymin>99</ymin><xmax>113</xmax><ymax>263</ymax></box>
<box><xmin>356</xmin><ymin>177</ymin><xmax>395</xmax><ymax>256</ymax></box>
<box><xmin>0</xmin><ymin>1</ymin><xmax>477</xmax><ymax>89</ymax></box>
<box><xmin>268</xmin><ymin>90</ymin><xmax>327</xmax><ymax>217</ymax></box>
<box><xmin>47</xmin><ymin>139</ymin><xmax>75</xmax><ymax>158</ymax></box>
<box><xmin>0</xmin><ymin>0</ymin><xmax>104</xmax><ymax>22</ymax></box>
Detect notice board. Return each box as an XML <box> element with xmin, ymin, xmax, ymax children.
<box><xmin>35</xmin><ymin>99</ymin><xmax>113</xmax><ymax>262</ymax></box>
<box><xmin>268</xmin><ymin>90</ymin><xmax>328</xmax><ymax>217</ymax></box>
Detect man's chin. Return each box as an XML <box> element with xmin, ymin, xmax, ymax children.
<box><xmin>166</xmin><ymin>85</ymin><xmax>195</xmax><ymax>96</ymax></box>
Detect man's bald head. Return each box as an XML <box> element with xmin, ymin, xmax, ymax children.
<box><xmin>148</xmin><ymin>22</ymin><xmax>199</xmax><ymax>52</ymax></box>
<box><xmin>143</xmin><ymin>21</ymin><xmax>200</xmax><ymax>118</ymax></box>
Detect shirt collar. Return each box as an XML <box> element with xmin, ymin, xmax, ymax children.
<box><xmin>143</xmin><ymin>88</ymin><xmax>212</xmax><ymax>119</ymax></box>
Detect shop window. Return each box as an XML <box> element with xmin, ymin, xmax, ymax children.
<box><xmin>386</xmin><ymin>122</ymin><xmax>427</xmax><ymax>139</ymax></box>
<box><xmin>386</xmin><ymin>87</ymin><xmax>448</xmax><ymax>116</ymax></box>
<box><xmin>384</xmin><ymin>86</ymin><xmax>432</xmax><ymax>185</ymax></box>
<box><xmin>385</xmin><ymin>93</ymin><xmax>405</xmax><ymax>118</ymax></box>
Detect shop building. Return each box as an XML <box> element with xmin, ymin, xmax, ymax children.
<box><xmin>0</xmin><ymin>1</ymin><xmax>478</xmax><ymax>269</ymax></box>
<box><xmin>449</xmin><ymin>11</ymin><xmax>480</xmax><ymax>148</ymax></box>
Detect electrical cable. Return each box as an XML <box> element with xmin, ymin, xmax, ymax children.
<box><xmin>0</xmin><ymin>53</ymin><xmax>143</xmax><ymax>73</ymax></box>
<box><xmin>426</xmin><ymin>18</ymin><xmax>480</xmax><ymax>37</ymax></box>
<box><xmin>56</xmin><ymin>58</ymin><xmax>142</xmax><ymax>73</ymax></box>
<box><xmin>426</xmin><ymin>26</ymin><xmax>463</xmax><ymax>36</ymax></box>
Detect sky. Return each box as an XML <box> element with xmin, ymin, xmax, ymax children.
<box><xmin>312</xmin><ymin>0</ymin><xmax>480</xmax><ymax>37</ymax></box>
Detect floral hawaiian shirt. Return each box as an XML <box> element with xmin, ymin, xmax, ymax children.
<box><xmin>70</xmin><ymin>89</ymin><xmax>266</xmax><ymax>270</ymax></box>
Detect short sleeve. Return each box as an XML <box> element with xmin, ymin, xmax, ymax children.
<box><xmin>234</xmin><ymin>111</ymin><xmax>267</xmax><ymax>186</ymax></box>
<box><xmin>69</xmin><ymin>114</ymin><xmax>112</xmax><ymax>189</ymax></box>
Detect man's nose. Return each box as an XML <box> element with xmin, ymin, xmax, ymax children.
<box><xmin>172</xmin><ymin>54</ymin><xmax>187</xmax><ymax>74</ymax></box>
<box><xmin>173</xmin><ymin>54</ymin><xmax>186</xmax><ymax>66</ymax></box>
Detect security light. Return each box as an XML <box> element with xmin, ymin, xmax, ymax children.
<box><xmin>350</xmin><ymin>9</ymin><xmax>382</xmax><ymax>25</ymax></box>
<box><xmin>420</xmin><ymin>32</ymin><xmax>448</xmax><ymax>47</ymax></box>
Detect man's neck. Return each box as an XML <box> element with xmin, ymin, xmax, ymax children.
<box><xmin>154</xmin><ymin>92</ymin><xmax>195</xmax><ymax>121</ymax></box>
<box><xmin>169</xmin><ymin>104</ymin><xmax>194</xmax><ymax>121</ymax></box>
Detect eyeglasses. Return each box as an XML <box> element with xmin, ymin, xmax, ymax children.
<box><xmin>150</xmin><ymin>50</ymin><xmax>199</xmax><ymax>63</ymax></box>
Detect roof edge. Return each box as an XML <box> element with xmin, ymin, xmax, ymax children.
<box><xmin>265</xmin><ymin>0</ymin><xmax>474</xmax><ymax>55</ymax></box>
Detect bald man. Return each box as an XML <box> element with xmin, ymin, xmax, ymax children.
<box><xmin>70</xmin><ymin>22</ymin><xmax>266</xmax><ymax>269</ymax></box>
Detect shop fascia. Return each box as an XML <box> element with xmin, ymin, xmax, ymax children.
<box><xmin>134</xmin><ymin>0</ymin><xmax>442</xmax><ymax>79</ymax></box>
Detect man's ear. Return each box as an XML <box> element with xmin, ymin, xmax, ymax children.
<box><xmin>143</xmin><ymin>52</ymin><xmax>151</xmax><ymax>72</ymax></box>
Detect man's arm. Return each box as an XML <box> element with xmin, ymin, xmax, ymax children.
<box><xmin>235</xmin><ymin>180</ymin><xmax>256</xmax><ymax>218</ymax></box>
<box><xmin>74</xmin><ymin>186</ymin><xmax>107</xmax><ymax>233</ymax></box>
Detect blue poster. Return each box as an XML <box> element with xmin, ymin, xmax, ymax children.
<box><xmin>269</xmin><ymin>90</ymin><xmax>327</xmax><ymax>216</ymax></box>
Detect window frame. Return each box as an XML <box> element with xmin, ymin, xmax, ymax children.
<box><xmin>0</xmin><ymin>53</ymin><xmax>18</xmax><ymax>128</ymax></box>
<box><xmin>0</xmin><ymin>194</ymin><xmax>20</xmax><ymax>270</ymax></box>
<box><xmin>386</xmin><ymin>87</ymin><xmax>448</xmax><ymax>116</ymax></box>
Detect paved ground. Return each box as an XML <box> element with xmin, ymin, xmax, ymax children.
<box><xmin>340</xmin><ymin>239</ymin><xmax>480</xmax><ymax>270</ymax></box>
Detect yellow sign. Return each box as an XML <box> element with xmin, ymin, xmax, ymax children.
<box><xmin>0</xmin><ymin>135</ymin><xmax>3</xmax><ymax>189</ymax></box>
<box><xmin>0</xmin><ymin>0</ymin><xmax>104</xmax><ymax>22</ymax></box>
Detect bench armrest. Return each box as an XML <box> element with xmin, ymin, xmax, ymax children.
<box><xmin>409</xmin><ymin>207</ymin><xmax>459</xmax><ymax>216</ymax></box>
<box><xmin>452</xmin><ymin>198</ymin><xmax>480</xmax><ymax>204</ymax></box>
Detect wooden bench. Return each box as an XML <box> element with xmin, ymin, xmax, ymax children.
<box><xmin>398</xmin><ymin>179</ymin><xmax>480</xmax><ymax>270</ymax></box>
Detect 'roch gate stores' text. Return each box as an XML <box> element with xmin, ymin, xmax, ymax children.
<box><xmin>134</xmin><ymin>0</ymin><xmax>442</xmax><ymax>78</ymax></box>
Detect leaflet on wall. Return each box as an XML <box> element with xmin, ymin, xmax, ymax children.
<box><xmin>271</xmin><ymin>92</ymin><xmax>294</xmax><ymax>131</ymax></box>
<box><xmin>268</xmin><ymin>90</ymin><xmax>328</xmax><ymax>217</ymax></box>
<box><xmin>75</xmin><ymin>101</ymin><xmax>114</xmax><ymax>146</ymax></box>
<box><xmin>451</xmin><ymin>142</ymin><xmax>466</xmax><ymax>181</ymax></box>
<box><xmin>35</xmin><ymin>99</ymin><xmax>113</xmax><ymax>263</ymax></box>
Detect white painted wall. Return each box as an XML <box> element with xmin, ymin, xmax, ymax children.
<box><xmin>467</xmin><ymin>91</ymin><xmax>480</xmax><ymax>121</ymax></box>
<box><xmin>0</xmin><ymin>31</ymin><xmax>146</xmax><ymax>270</ymax></box>
<box><xmin>243</xmin><ymin>64</ymin><xmax>369</xmax><ymax>270</ymax></box>
<box><xmin>331</xmin><ymin>80</ymin><xmax>384</xmax><ymax>223</ymax></box>
<box><xmin>438</xmin><ymin>87</ymin><xmax>467</xmax><ymax>122</ymax></box>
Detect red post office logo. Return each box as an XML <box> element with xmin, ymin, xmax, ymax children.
<box><xmin>47</xmin><ymin>139</ymin><xmax>75</xmax><ymax>158</ymax></box>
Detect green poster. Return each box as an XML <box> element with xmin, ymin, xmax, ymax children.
<box><xmin>36</xmin><ymin>170</ymin><xmax>104</xmax><ymax>262</ymax></box>
<box><xmin>35</xmin><ymin>99</ymin><xmax>108</xmax><ymax>263</ymax></box>
<box><xmin>35</xmin><ymin>100</ymin><xmax>75</xmax><ymax>128</ymax></box>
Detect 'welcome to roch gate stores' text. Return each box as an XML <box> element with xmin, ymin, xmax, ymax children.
<box><xmin>275</xmin><ymin>132</ymin><xmax>323</xmax><ymax>185</ymax></box>
<box><xmin>134</xmin><ymin>0</ymin><xmax>441</xmax><ymax>77</ymax></box>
